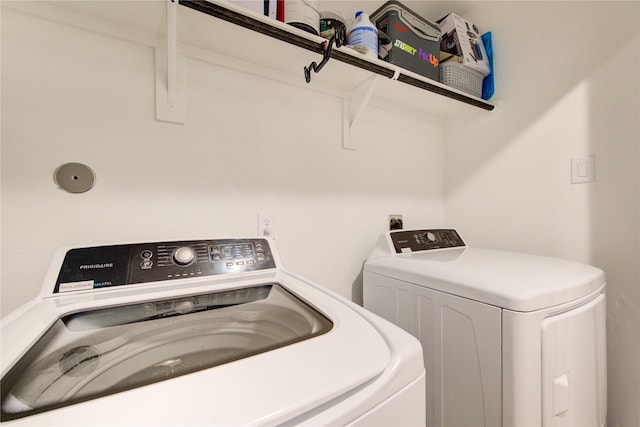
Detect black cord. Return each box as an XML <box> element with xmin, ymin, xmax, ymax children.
<box><xmin>304</xmin><ymin>27</ymin><xmax>346</xmax><ymax>83</ymax></box>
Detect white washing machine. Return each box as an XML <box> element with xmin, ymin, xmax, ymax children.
<box><xmin>364</xmin><ymin>229</ymin><xmax>607</xmax><ymax>427</ymax></box>
<box><xmin>1</xmin><ymin>237</ymin><xmax>425</xmax><ymax>426</ymax></box>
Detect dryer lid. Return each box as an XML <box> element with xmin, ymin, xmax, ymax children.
<box><xmin>365</xmin><ymin>247</ymin><xmax>606</xmax><ymax>312</ymax></box>
<box><xmin>1</xmin><ymin>283</ymin><xmax>333</xmax><ymax>421</ymax></box>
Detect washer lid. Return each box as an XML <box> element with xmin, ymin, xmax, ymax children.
<box><xmin>365</xmin><ymin>247</ymin><xmax>606</xmax><ymax>312</ymax></box>
<box><xmin>1</xmin><ymin>284</ymin><xmax>335</xmax><ymax>422</ymax></box>
<box><xmin>1</xmin><ymin>275</ymin><xmax>394</xmax><ymax>426</ymax></box>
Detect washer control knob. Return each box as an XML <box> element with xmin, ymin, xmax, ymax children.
<box><xmin>173</xmin><ymin>247</ymin><xmax>196</xmax><ymax>266</ymax></box>
<box><xmin>425</xmin><ymin>232</ymin><xmax>436</xmax><ymax>242</ymax></box>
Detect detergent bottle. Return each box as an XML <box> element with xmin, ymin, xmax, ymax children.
<box><xmin>347</xmin><ymin>11</ymin><xmax>378</xmax><ymax>59</ymax></box>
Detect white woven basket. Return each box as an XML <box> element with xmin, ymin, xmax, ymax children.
<box><xmin>439</xmin><ymin>62</ymin><xmax>484</xmax><ymax>98</ymax></box>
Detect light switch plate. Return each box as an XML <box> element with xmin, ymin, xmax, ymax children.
<box><xmin>571</xmin><ymin>156</ymin><xmax>595</xmax><ymax>184</ymax></box>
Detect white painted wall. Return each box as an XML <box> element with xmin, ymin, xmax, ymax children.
<box><xmin>444</xmin><ymin>2</ymin><xmax>640</xmax><ymax>426</ymax></box>
<box><xmin>2</xmin><ymin>1</ymin><xmax>639</xmax><ymax>426</ymax></box>
<box><xmin>0</xmin><ymin>5</ymin><xmax>444</xmax><ymax>313</ymax></box>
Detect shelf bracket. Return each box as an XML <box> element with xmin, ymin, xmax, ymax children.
<box><xmin>155</xmin><ymin>0</ymin><xmax>185</xmax><ymax>124</ymax></box>
<box><xmin>342</xmin><ymin>75</ymin><xmax>379</xmax><ymax>150</ymax></box>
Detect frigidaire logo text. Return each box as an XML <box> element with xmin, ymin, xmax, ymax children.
<box><xmin>79</xmin><ymin>263</ymin><xmax>114</xmax><ymax>270</ymax></box>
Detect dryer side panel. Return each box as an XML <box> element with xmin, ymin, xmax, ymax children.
<box><xmin>363</xmin><ymin>272</ymin><xmax>502</xmax><ymax>427</ymax></box>
<box><xmin>541</xmin><ymin>293</ymin><xmax>607</xmax><ymax>427</ymax></box>
<box><xmin>438</xmin><ymin>293</ymin><xmax>501</xmax><ymax>427</ymax></box>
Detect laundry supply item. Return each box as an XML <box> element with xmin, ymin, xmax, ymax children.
<box><xmin>227</xmin><ymin>0</ymin><xmax>277</xmax><ymax>19</ymax></box>
<box><xmin>284</xmin><ymin>0</ymin><xmax>319</xmax><ymax>35</ymax></box>
<box><xmin>370</xmin><ymin>1</ymin><xmax>440</xmax><ymax>81</ymax></box>
<box><xmin>437</xmin><ymin>12</ymin><xmax>490</xmax><ymax>77</ymax></box>
<box><xmin>481</xmin><ymin>31</ymin><xmax>494</xmax><ymax>100</ymax></box>
<box><xmin>347</xmin><ymin>11</ymin><xmax>378</xmax><ymax>59</ymax></box>
<box><xmin>227</xmin><ymin>0</ymin><xmax>267</xmax><ymax>16</ymax></box>
<box><xmin>319</xmin><ymin>11</ymin><xmax>346</xmax><ymax>40</ymax></box>
<box><xmin>439</xmin><ymin>55</ymin><xmax>485</xmax><ymax>98</ymax></box>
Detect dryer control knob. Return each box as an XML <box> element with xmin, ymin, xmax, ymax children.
<box><xmin>173</xmin><ymin>247</ymin><xmax>196</xmax><ymax>266</ymax></box>
<box><xmin>425</xmin><ymin>232</ymin><xmax>436</xmax><ymax>242</ymax></box>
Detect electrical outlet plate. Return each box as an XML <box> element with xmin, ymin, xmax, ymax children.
<box><xmin>389</xmin><ymin>214</ymin><xmax>403</xmax><ymax>230</ymax></box>
<box><xmin>258</xmin><ymin>213</ymin><xmax>275</xmax><ymax>238</ymax></box>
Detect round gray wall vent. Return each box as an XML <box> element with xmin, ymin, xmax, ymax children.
<box><xmin>54</xmin><ymin>163</ymin><xmax>96</xmax><ymax>193</ymax></box>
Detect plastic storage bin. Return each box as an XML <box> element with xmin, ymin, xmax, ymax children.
<box><xmin>439</xmin><ymin>60</ymin><xmax>483</xmax><ymax>98</ymax></box>
<box><xmin>370</xmin><ymin>1</ymin><xmax>441</xmax><ymax>81</ymax></box>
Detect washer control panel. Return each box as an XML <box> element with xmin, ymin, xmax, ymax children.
<box><xmin>390</xmin><ymin>229</ymin><xmax>465</xmax><ymax>253</ymax></box>
<box><xmin>54</xmin><ymin>238</ymin><xmax>276</xmax><ymax>293</ymax></box>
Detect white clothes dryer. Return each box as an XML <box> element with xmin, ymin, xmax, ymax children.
<box><xmin>363</xmin><ymin>229</ymin><xmax>607</xmax><ymax>427</ymax></box>
<box><xmin>1</xmin><ymin>237</ymin><xmax>425</xmax><ymax>426</ymax></box>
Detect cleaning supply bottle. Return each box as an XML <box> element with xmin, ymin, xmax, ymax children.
<box><xmin>347</xmin><ymin>11</ymin><xmax>378</xmax><ymax>59</ymax></box>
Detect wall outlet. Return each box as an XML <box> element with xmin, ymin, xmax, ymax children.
<box><xmin>258</xmin><ymin>213</ymin><xmax>275</xmax><ymax>238</ymax></box>
<box><xmin>389</xmin><ymin>214</ymin><xmax>403</xmax><ymax>230</ymax></box>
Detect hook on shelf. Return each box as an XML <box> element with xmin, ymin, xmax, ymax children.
<box><xmin>304</xmin><ymin>28</ymin><xmax>346</xmax><ymax>83</ymax></box>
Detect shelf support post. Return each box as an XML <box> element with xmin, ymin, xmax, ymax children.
<box><xmin>155</xmin><ymin>0</ymin><xmax>186</xmax><ymax>124</ymax></box>
<box><xmin>342</xmin><ymin>75</ymin><xmax>379</xmax><ymax>150</ymax></box>
<box><xmin>167</xmin><ymin>0</ymin><xmax>177</xmax><ymax>108</ymax></box>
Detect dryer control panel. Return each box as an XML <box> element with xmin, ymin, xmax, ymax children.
<box><xmin>54</xmin><ymin>238</ymin><xmax>276</xmax><ymax>293</ymax></box>
<box><xmin>390</xmin><ymin>229</ymin><xmax>465</xmax><ymax>253</ymax></box>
